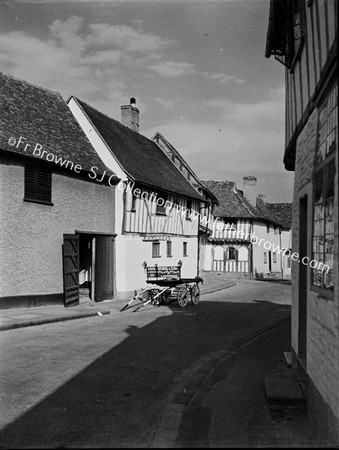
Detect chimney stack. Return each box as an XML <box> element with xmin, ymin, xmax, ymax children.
<box><xmin>121</xmin><ymin>97</ymin><xmax>139</xmax><ymax>132</ymax></box>
<box><xmin>243</xmin><ymin>176</ymin><xmax>257</xmax><ymax>207</ymax></box>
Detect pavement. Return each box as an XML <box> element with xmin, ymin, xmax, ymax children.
<box><xmin>169</xmin><ymin>318</ymin><xmax>320</xmax><ymax>448</ymax></box>
<box><xmin>0</xmin><ymin>276</ymin><xmax>237</xmax><ymax>331</ymax></box>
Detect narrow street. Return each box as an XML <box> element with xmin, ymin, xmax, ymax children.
<box><xmin>0</xmin><ymin>280</ymin><xmax>316</xmax><ymax>448</ymax></box>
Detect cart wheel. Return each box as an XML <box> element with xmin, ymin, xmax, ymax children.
<box><xmin>177</xmin><ymin>286</ymin><xmax>188</xmax><ymax>307</ymax></box>
<box><xmin>190</xmin><ymin>284</ymin><xmax>200</xmax><ymax>305</ymax></box>
<box><xmin>161</xmin><ymin>290</ymin><xmax>170</xmax><ymax>305</ymax></box>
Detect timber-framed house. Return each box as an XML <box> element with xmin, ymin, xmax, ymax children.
<box><xmin>68</xmin><ymin>98</ymin><xmax>207</xmax><ymax>299</ymax></box>
<box><xmin>202</xmin><ymin>177</ymin><xmax>292</xmax><ymax>279</ymax></box>
<box><xmin>265</xmin><ymin>0</ymin><xmax>338</xmax><ymax>444</ymax></box>
<box><xmin>151</xmin><ymin>132</ymin><xmax>219</xmax><ymax>274</ymax></box>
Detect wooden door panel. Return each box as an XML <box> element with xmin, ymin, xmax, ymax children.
<box><xmin>63</xmin><ymin>234</ymin><xmax>79</xmax><ymax>307</ymax></box>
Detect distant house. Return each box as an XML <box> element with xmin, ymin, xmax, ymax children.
<box><xmin>0</xmin><ymin>72</ymin><xmax>120</xmax><ymax>309</ymax></box>
<box><xmin>201</xmin><ymin>177</ymin><xmax>292</xmax><ymax>279</ymax></box>
<box><xmin>151</xmin><ymin>132</ymin><xmax>219</xmax><ymax>273</ymax></box>
<box><xmin>265</xmin><ymin>0</ymin><xmax>338</xmax><ymax>444</ymax></box>
<box><xmin>68</xmin><ymin>98</ymin><xmax>207</xmax><ymax>299</ymax></box>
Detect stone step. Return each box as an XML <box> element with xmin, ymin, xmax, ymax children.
<box><xmin>264</xmin><ymin>376</ymin><xmax>306</xmax><ymax>417</ymax></box>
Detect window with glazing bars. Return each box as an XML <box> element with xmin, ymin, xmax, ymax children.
<box><xmin>312</xmin><ymin>84</ymin><xmax>337</xmax><ymax>294</ymax></box>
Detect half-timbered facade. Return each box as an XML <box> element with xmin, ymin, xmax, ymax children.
<box><xmin>68</xmin><ymin>98</ymin><xmax>206</xmax><ymax>299</ymax></box>
<box><xmin>0</xmin><ymin>72</ymin><xmax>120</xmax><ymax>309</ymax></box>
<box><xmin>265</xmin><ymin>0</ymin><xmax>338</xmax><ymax>444</ymax></box>
<box><xmin>151</xmin><ymin>132</ymin><xmax>219</xmax><ymax>273</ymax></box>
<box><xmin>202</xmin><ymin>178</ymin><xmax>292</xmax><ymax>279</ymax></box>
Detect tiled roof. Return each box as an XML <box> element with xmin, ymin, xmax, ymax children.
<box><xmin>202</xmin><ymin>179</ymin><xmax>292</xmax><ymax>228</ymax></box>
<box><xmin>202</xmin><ymin>180</ymin><xmax>259</xmax><ymax>219</ymax></box>
<box><xmin>265</xmin><ymin>202</ymin><xmax>293</xmax><ymax>229</ymax></box>
<box><xmin>73</xmin><ymin>98</ymin><xmax>205</xmax><ymax>202</ymax></box>
<box><xmin>0</xmin><ymin>72</ymin><xmax>119</xmax><ymax>183</ymax></box>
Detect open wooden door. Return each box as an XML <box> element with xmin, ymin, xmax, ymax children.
<box><xmin>95</xmin><ymin>235</ymin><xmax>114</xmax><ymax>302</ymax></box>
<box><xmin>63</xmin><ymin>234</ymin><xmax>79</xmax><ymax>307</ymax></box>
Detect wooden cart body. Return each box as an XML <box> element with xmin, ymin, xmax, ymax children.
<box><xmin>121</xmin><ymin>263</ymin><xmax>203</xmax><ymax>311</ymax></box>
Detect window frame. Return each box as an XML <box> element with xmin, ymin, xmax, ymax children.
<box><xmin>166</xmin><ymin>240</ymin><xmax>172</xmax><ymax>258</ymax></box>
<box><xmin>311</xmin><ymin>83</ymin><xmax>337</xmax><ymax>299</ymax></box>
<box><xmin>152</xmin><ymin>241</ymin><xmax>161</xmax><ymax>258</ymax></box>
<box><xmin>226</xmin><ymin>246</ymin><xmax>236</xmax><ymax>261</ymax></box>
<box><xmin>183</xmin><ymin>241</ymin><xmax>188</xmax><ymax>257</ymax></box>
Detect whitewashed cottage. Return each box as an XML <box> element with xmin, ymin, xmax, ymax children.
<box><xmin>68</xmin><ymin>98</ymin><xmax>207</xmax><ymax>299</ymax></box>
<box><xmin>0</xmin><ymin>72</ymin><xmax>120</xmax><ymax>308</ymax></box>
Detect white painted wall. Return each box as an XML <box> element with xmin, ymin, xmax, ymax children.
<box><xmin>116</xmin><ymin>235</ymin><xmax>198</xmax><ymax>298</ymax></box>
<box><xmin>252</xmin><ymin>221</ymin><xmax>282</xmax><ymax>276</ymax></box>
<box><xmin>0</xmin><ymin>157</ymin><xmax>115</xmax><ymax>299</ymax></box>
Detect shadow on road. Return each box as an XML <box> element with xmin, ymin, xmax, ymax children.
<box><xmin>0</xmin><ymin>299</ymin><xmax>291</xmax><ymax>449</ymax></box>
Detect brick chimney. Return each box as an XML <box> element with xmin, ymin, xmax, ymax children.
<box><xmin>243</xmin><ymin>176</ymin><xmax>257</xmax><ymax>207</ymax></box>
<box><xmin>121</xmin><ymin>97</ymin><xmax>139</xmax><ymax>132</ymax></box>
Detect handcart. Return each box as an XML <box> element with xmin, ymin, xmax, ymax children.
<box><xmin>120</xmin><ymin>261</ymin><xmax>203</xmax><ymax>312</ymax></box>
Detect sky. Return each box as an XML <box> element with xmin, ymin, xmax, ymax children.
<box><xmin>0</xmin><ymin>0</ymin><xmax>294</xmax><ymax>202</ymax></box>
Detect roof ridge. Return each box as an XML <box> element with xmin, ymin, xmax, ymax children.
<box><xmin>0</xmin><ymin>71</ymin><xmax>63</xmax><ymax>100</ymax></box>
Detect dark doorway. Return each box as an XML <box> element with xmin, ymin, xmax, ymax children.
<box><xmin>94</xmin><ymin>236</ymin><xmax>114</xmax><ymax>301</ymax></box>
<box><xmin>63</xmin><ymin>233</ymin><xmax>115</xmax><ymax>306</ymax></box>
<box><xmin>79</xmin><ymin>234</ymin><xmax>94</xmax><ymax>301</ymax></box>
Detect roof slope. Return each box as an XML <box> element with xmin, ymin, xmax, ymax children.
<box><xmin>152</xmin><ymin>132</ymin><xmax>219</xmax><ymax>204</ymax></box>
<box><xmin>265</xmin><ymin>202</ymin><xmax>293</xmax><ymax>229</ymax></box>
<box><xmin>202</xmin><ymin>180</ymin><xmax>259</xmax><ymax>219</ymax></box>
<box><xmin>202</xmin><ymin>179</ymin><xmax>292</xmax><ymax>228</ymax></box>
<box><xmin>0</xmin><ymin>72</ymin><xmax>118</xmax><ymax>182</ymax></box>
<box><xmin>74</xmin><ymin>98</ymin><xmax>205</xmax><ymax>202</ymax></box>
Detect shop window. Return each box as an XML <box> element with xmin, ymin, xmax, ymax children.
<box><xmin>264</xmin><ymin>252</ymin><xmax>268</xmax><ymax>264</ymax></box>
<box><xmin>273</xmin><ymin>252</ymin><xmax>277</xmax><ymax>263</ymax></box>
<box><xmin>312</xmin><ymin>84</ymin><xmax>337</xmax><ymax>296</ymax></box>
